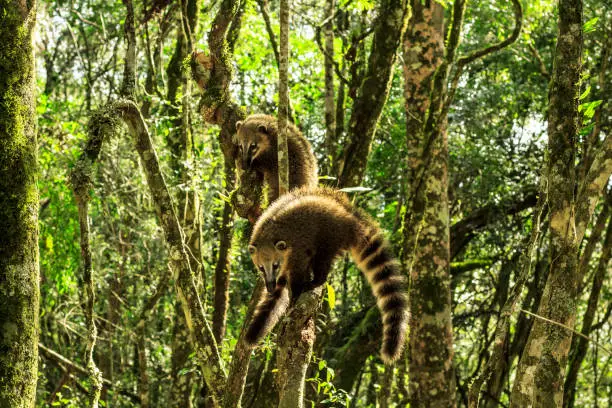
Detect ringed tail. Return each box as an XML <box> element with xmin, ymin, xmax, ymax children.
<box><xmin>352</xmin><ymin>229</ymin><xmax>409</xmax><ymax>364</ymax></box>
<box><xmin>244</xmin><ymin>277</ymin><xmax>290</xmax><ymax>346</ymax></box>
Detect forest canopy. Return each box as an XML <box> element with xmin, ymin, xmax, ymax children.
<box><xmin>0</xmin><ymin>0</ymin><xmax>610</xmax><ymax>406</ymax></box>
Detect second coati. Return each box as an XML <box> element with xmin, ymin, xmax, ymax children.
<box><xmin>244</xmin><ymin>187</ymin><xmax>409</xmax><ymax>364</ymax></box>
<box><xmin>234</xmin><ymin>114</ymin><xmax>318</xmax><ymax>204</ymax></box>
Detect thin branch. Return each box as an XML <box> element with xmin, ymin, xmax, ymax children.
<box><xmin>258</xmin><ymin>0</ymin><xmax>281</xmax><ymax>66</ymax></box>
<box><xmin>527</xmin><ymin>41</ymin><xmax>550</xmax><ymax>79</ymax></box>
<box><xmin>444</xmin><ymin>0</ymin><xmax>522</xmax><ymax>114</ymax></box>
<box><xmin>278</xmin><ymin>0</ymin><xmax>291</xmax><ymax>196</ymax></box>
<box><xmin>121</xmin><ymin>0</ymin><xmax>137</xmax><ymax>99</ymax></box>
<box><xmin>71</xmin><ymin>8</ymin><xmax>102</xmax><ymax>29</ymax></box>
<box><xmin>519</xmin><ymin>309</ymin><xmax>612</xmax><ymax>355</ymax></box>
<box><xmin>591</xmin><ymin>302</ymin><xmax>612</xmax><ymax>332</ymax></box>
<box><xmin>39</xmin><ymin>344</ymin><xmax>141</xmax><ymax>403</ymax></box>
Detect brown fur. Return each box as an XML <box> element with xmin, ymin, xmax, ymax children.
<box><xmin>245</xmin><ymin>187</ymin><xmax>409</xmax><ymax>364</ymax></box>
<box><xmin>234</xmin><ymin>114</ymin><xmax>318</xmax><ymax>203</ymax></box>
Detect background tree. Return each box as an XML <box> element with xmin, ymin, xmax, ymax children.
<box><xmin>0</xmin><ymin>0</ymin><xmax>40</xmax><ymax>406</ymax></box>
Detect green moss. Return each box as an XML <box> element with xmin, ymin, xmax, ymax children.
<box><xmin>0</xmin><ymin>2</ymin><xmax>39</xmax><ymax>407</ymax></box>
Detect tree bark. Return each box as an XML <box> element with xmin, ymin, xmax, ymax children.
<box><xmin>403</xmin><ymin>0</ymin><xmax>444</xmax><ymax>188</ymax></box>
<box><xmin>0</xmin><ymin>2</ymin><xmax>40</xmax><ymax>406</ymax></box>
<box><xmin>563</xmin><ymin>215</ymin><xmax>612</xmax><ymax>408</ymax></box>
<box><xmin>402</xmin><ymin>2</ymin><xmax>455</xmax><ymax>406</ymax></box>
<box><xmin>277</xmin><ymin>0</ymin><xmax>290</xmax><ymax>196</ymax></box>
<box><xmin>323</xmin><ymin>0</ymin><xmax>336</xmax><ymax>175</ymax></box>
<box><xmin>276</xmin><ymin>288</ymin><xmax>323</xmax><ymax>408</ymax></box>
<box><xmin>509</xmin><ymin>0</ymin><xmax>583</xmax><ymax>405</ymax></box>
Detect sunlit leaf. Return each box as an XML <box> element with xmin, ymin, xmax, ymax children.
<box><xmin>583</xmin><ymin>17</ymin><xmax>599</xmax><ymax>33</ymax></box>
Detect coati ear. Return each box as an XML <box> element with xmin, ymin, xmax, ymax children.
<box><xmin>275</xmin><ymin>241</ymin><xmax>287</xmax><ymax>251</ymax></box>
<box><xmin>236</xmin><ymin>121</ymin><xmax>243</xmax><ymax>131</ymax></box>
<box><xmin>257</xmin><ymin>124</ymin><xmax>268</xmax><ymax>134</ymax></box>
<box><xmin>248</xmin><ymin>245</ymin><xmax>256</xmax><ymax>254</ymax></box>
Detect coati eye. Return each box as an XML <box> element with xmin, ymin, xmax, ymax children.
<box><xmin>275</xmin><ymin>241</ymin><xmax>287</xmax><ymax>251</ymax></box>
<box><xmin>273</xmin><ymin>261</ymin><xmax>280</xmax><ymax>270</ymax></box>
<box><xmin>250</xmin><ymin>143</ymin><xmax>257</xmax><ymax>150</ymax></box>
<box><xmin>248</xmin><ymin>245</ymin><xmax>256</xmax><ymax>254</ymax></box>
<box><xmin>258</xmin><ymin>265</ymin><xmax>265</xmax><ymax>272</ymax></box>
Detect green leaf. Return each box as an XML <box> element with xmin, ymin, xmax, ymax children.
<box><xmin>579</xmin><ymin>100</ymin><xmax>603</xmax><ymax>119</ymax></box>
<box><xmin>583</xmin><ymin>17</ymin><xmax>598</xmax><ymax>33</ymax></box>
<box><xmin>327</xmin><ymin>367</ymin><xmax>335</xmax><ymax>381</ymax></box>
<box><xmin>579</xmin><ymin>85</ymin><xmax>591</xmax><ymax>100</ymax></box>
<box><xmin>326</xmin><ymin>283</ymin><xmax>336</xmax><ymax>310</ymax></box>
<box><xmin>319</xmin><ymin>359</ymin><xmax>326</xmax><ymax>371</ymax></box>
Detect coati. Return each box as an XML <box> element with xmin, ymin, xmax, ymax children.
<box><xmin>244</xmin><ymin>187</ymin><xmax>409</xmax><ymax>364</ymax></box>
<box><xmin>234</xmin><ymin>114</ymin><xmax>318</xmax><ymax>204</ymax></box>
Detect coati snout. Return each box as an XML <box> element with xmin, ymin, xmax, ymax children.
<box><xmin>248</xmin><ymin>240</ymin><xmax>287</xmax><ymax>293</ymax></box>
<box><xmin>232</xmin><ymin>114</ymin><xmax>318</xmax><ymax>208</ymax></box>
<box><xmin>235</xmin><ymin>121</ymin><xmax>268</xmax><ymax>170</ymax></box>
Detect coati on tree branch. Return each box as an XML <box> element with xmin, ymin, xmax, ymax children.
<box><xmin>234</xmin><ymin>114</ymin><xmax>318</xmax><ymax>206</ymax></box>
<box><xmin>244</xmin><ymin>187</ymin><xmax>409</xmax><ymax>364</ymax></box>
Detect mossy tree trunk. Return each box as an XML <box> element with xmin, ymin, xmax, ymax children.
<box><xmin>509</xmin><ymin>0</ymin><xmax>583</xmax><ymax>405</ymax></box>
<box><xmin>564</xmin><ymin>212</ymin><xmax>612</xmax><ymax>408</ymax></box>
<box><xmin>0</xmin><ymin>2</ymin><xmax>40</xmax><ymax>407</ymax></box>
<box><xmin>401</xmin><ymin>2</ymin><xmax>456</xmax><ymax>406</ymax></box>
<box><xmin>403</xmin><ymin>0</ymin><xmax>522</xmax><ymax>405</ymax></box>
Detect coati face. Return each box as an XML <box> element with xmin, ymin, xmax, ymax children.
<box><xmin>235</xmin><ymin>121</ymin><xmax>271</xmax><ymax>170</ymax></box>
<box><xmin>248</xmin><ymin>240</ymin><xmax>287</xmax><ymax>293</ymax></box>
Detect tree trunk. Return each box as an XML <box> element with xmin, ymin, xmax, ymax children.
<box><xmin>563</xmin><ymin>215</ymin><xmax>612</xmax><ymax>408</ymax></box>
<box><xmin>406</xmin><ymin>107</ymin><xmax>456</xmax><ymax>408</ymax></box>
<box><xmin>322</xmin><ymin>0</ymin><xmax>336</xmax><ymax>175</ymax></box>
<box><xmin>402</xmin><ymin>2</ymin><xmax>455</xmax><ymax>406</ymax></box>
<box><xmin>509</xmin><ymin>0</ymin><xmax>582</xmax><ymax>405</ymax></box>
<box><xmin>337</xmin><ymin>0</ymin><xmax>410</xmax><ymax>187</ymax></box>
<box><xmin>277</xmin><ymin>0</ymin><xmax>290</xmax><ymax>196</ymax></box>
<box><xmin>276</xmin><ymin>289</ymin><xmax>323</xmax><ymax>408</ymax></box>
<box><xmin>0</xmin><ymin>1</ymin><xmax>40</xmax><ymax>406</ymax></box>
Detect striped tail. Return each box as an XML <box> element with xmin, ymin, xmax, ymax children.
<box><xmin>244</xmin><ymin>278</ymin><xmax>290</xmax><ymax>346</ymax></box>
<box><xmin>352</xmin><ymin>230</ymin><xmax>409</xmax><ymax>364</ymax></box>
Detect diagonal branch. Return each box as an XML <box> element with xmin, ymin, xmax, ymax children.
<box><xmin>527</xmin><ymin>41</ymin><xmax>550</xmax><ymax>80</ymax></box>
<box><xmin>444</xmin><ymin>0</ymin><xmax>522</xmax><ymax>113</ymax></box>
<box><xmin>258</xmin><ymin>0</ymin><xmax>281</xmax><ymax>67</ymax></box>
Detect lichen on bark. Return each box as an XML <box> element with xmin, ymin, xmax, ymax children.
<box><xmin>509</xmin><ymin>0</ymin><xmax>584</xmax><ymax>405</ymax></box>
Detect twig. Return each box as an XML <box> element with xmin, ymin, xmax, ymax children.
<box><xmin>519</xmin><ymin>309</ymin><xmax>612</xmax><ymax>355</ymax></box>
<box><xmin>443</xmin><ymin>0</ymin><xmax>523</xmax><ymax>115</ymax></box>
<box><xmin>527</xmin><ymin>42</ymin><xmax>550</xmax><ymax>79</ymax></box>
